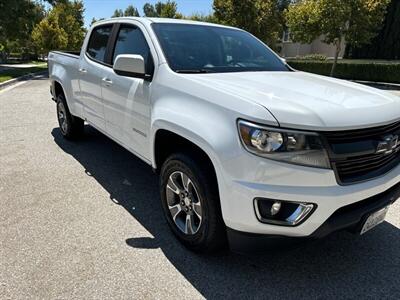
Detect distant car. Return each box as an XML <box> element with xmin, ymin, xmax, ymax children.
<box><xmin>48</xmin><ymin>17</ymin><xmax>400</xmax><ymax>253</ymax></box>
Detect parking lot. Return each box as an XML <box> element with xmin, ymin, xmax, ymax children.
<box><xmin>1</xmin><ymin>77</ymin><xmax>399</xmax><ymax>299</ymax></box>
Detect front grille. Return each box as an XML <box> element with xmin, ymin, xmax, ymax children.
<box><xmin>333</xmin><ymin>151</ymin><xmax>400</xmax><ymax>183</ymax></box>
<box><xmin>322</xmin><ymin>120</ymin><xmax>400</xmax><ymax>184</ymax></box>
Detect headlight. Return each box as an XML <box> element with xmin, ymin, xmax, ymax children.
<box><xmin>238</xmin><ymin>120</ymin><xmax>330</xmax><ymax>168</ymax></box>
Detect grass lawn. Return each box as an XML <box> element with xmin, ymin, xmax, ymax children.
<box><xmin>1</xmin><ymin>60</ymin><xmax>46</xmax><ymax>65</ymax></box>
<box><xmin>0</xmin><ymin>65</ymin><xmax>47</xmax><ymax>83</ymax></box>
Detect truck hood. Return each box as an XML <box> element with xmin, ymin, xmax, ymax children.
<box><xmin>187</xmin><ymin>71</ymin><xmax>400</xmax><ymax>130</ymax></box>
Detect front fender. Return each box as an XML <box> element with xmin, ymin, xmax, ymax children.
<box><xmin>150</xmin><ymin>91</ymin><xmax>270</xmax><ymax>218</ymax></box>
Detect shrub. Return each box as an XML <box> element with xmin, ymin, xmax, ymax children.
<box><xmin>287</xmin><ymin>60</ymin><xmax>400</xmax><ymax>84</ymax></box>
<box><xmin>296</xmin><ymin>54</ymin><xmax>327</xmax><ymax>61</ymax></box>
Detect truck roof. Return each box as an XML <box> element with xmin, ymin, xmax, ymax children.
<box><xmin>91</xmin><ymin>17</ymin><xmax>237</xmax><ymax>30</ymax></box>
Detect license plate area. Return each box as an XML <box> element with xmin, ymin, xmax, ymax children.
<box><xmin>360</xmin><ymin>206</ymin><xmax>389</xmax><ymax>235</ymax></box>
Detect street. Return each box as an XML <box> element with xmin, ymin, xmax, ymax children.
<box><xmin>0</xmin><ymin>77</ymin><xmax>399</xmax><ymax>299</ymax></box>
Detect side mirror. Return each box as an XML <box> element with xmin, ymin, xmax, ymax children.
<box><xmin>280</xmin><ymin>57</ymin><xmax>287</xmax><ymax>64</ymax></box>
<box><xmin>113</xmin><ymin>54</ymin><xmax>146</xmax><ymax>79</ymax></box>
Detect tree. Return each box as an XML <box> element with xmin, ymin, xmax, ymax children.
<box><xmin>346</xmin><ymin>0</ymin><xmax>400</xmax><ymax>60</ymax></box>
<box><xmin>213</xmin><ymin>0</ymin><xmax>283</xmax><ymax>47</ymax></box>
<box><xmin>143</xmin><ymin>3</ymin><xmax>158</xmax><ymax>17</ymax></box>
<box><xmin>143</xmin><ymin>1</ymin><xmax>181</xmax><ymax>18</ymax></box>
<box><xmin>31</xmin><ymin>0</ymin><xmax>85</xmax><ymax>54</ymax></box>
<box><xmin>51</xmin><ymin>1</ymin><xmax>86</xmax><ymax>50</ymax></box>
<box><xmin>124</xmin><ymin>5</ymin><xmax>140</xmax><ymax>17</ymax></box>
<box><xmin>31</xmin><ymin>14</ymin><xmax>68</xmax><ymax>55</ymax></box>
<box><xmin>188</xmin><ymin>13</ymin><xmax>217</xmax><ymax>23</ymax></box>
<box><xmin>157</xmin><ymin>1</ymin><xmax>179</xmax><ymax>18</ymax></box>
<box><xmin>285</xmin><ymin>0</ymin><xmax>390</xmax><ymax>76</ymax></box>
<box><xmin>112</xmin><ymin>9</ymin><xmax>124</xmax><ymax>18</ymax></box>
<box><xmin>0</xmin><ymin>0</ymin><xmax>45</xmax><ymax>57</ymax></box>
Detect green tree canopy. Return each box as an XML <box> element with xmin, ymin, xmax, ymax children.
<box><xmin>187</xmin><ymin>13</ymin><xmax>217</xmax><ymax>23</ymax></box>
<box><xmin>53</xmin><ymin>0</ymin><xmax>85</xmax><ymax>50</ymax></box>
<box><xmin>32</xmin><ymin>0</ymin><xmax>85</xmax><ymax>54</ymax></box>
<box><xmin>143</xmin><ymin>3</ymin><xmax>158</xmax><ymax>17</ymax></box>
<box><xmin>285</xmin><ymin>0</ymin><xmax>390</xmax><ymax>75</ymax></box>
<box><xmin>124</xmin><ymin>5</ymin><xmax>140</xmax><ymax>17</ymax></box>
<box><xmin>0</xmin><ymin>0</ymin><xmax>45</xmax><ymax>52</ymax></box>
<box><xmin>143</xmin><ymin>1</ymin><xmax>182</xmax><ymax>18</ymax></box>
<box><xmin>346</xmin><ymin>0</ymin><xmax>400</xmax><ymax>60</ymax></box>
<box><xmin>213</xmin><ymin>0</ymin><xmax>283</xmax><ymax>47</ymax></box>
<box><xmin>31</xmin><ymin>14</ymin><xmax>68</xmax><ymax>55</ymax></box>
<box><xmin>112</xmin><ymin>9</ymin><xmax>124</xmax><ymax>18</ymax></box>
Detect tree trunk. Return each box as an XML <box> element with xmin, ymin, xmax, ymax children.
<box><xmin>330</xmin><ymin>37</ymin><xmax>342</xmax><ymax>77</ymax></box>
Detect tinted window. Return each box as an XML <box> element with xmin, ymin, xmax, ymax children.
<box><xmin>112</xmin><ymin>25</ymin><xmax>153</xmax><ymax>74</ymax></box>
<box><xmin>87</xmin><ymin>25</ymin><xmax>113</xmax><ymax>62</ymax></box>
<box><xmin>152</xmin><ymin>23</ymin><xmax>289</xmax><ymax>73</ymax></box>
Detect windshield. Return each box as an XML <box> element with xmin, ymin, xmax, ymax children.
<box><xmin>152</xmin><ymin>23</ymin><xmax>290</xmax><ymax>73</ymax></box>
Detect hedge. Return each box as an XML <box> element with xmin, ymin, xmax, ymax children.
<box><xmin>287</xmin><ymin>60</ymin><xmax>400</xmax><ymax>84</ymax></box>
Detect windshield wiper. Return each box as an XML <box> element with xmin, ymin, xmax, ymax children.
<box><xmin>175</xmin><ymin>69</ymin><xmax>214</xmax><ymax>74</ymax></box>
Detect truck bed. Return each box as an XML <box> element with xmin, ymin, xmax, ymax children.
<box><xmin>50</xmin><ymin>51</ymin><xmax>80</xmax><ymax>58</ymax></box>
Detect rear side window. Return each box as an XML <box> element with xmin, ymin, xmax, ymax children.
<box><xmin>112</xmin><ymin>25</ymin><xmax>154</xmax><ymax>74</ymax></box>
<box><xmin>87</xmin><ymin>25</ymin><xmax>113</xmax><ymax>63</ymax></box>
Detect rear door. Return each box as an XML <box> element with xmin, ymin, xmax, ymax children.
<box><xmin>101</xmin><ymin>23</ymin><xmax>155</xmax><ymax>160</ymax></box>
<box><xmin>79</xmin><ymin>24</ymin><xmax>113</xmax><ymax>131</ymax></box>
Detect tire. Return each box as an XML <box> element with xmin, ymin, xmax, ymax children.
<box><xmin>160</xmin><ymin>153</ymin><xmax>226</xmax><ymax>253</ymax></box>
<box><xmin>56</xmin><ymin>93</ymin><xmax>84</xmax><ymax>140</ymax></box>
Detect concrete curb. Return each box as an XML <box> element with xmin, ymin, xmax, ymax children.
<box><xmin>0</xmin><ymin>70</ymin><xmax>48</xmax><ymax>90</ymax></box>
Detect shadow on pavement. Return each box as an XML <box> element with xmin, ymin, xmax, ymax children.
<box><xmin>52</xmin><ymin>126</ymin><xmax>400</xmax><ymax>299</ymax></box>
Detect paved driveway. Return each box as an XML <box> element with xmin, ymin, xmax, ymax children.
<box><xmin>1</xmin><ymin>77</ymin><xmax>399</xmax><ymax>299</ymax></box>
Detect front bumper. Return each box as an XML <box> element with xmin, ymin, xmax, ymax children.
<box><xmin>216</xmin><ymin>149</ymin><xmax>400</xmax><ymax>237</ymax></box>
<box><xmin>227</xmin><ymin>182</ymin><xmax>400</xmax><ymax>253</ymax></box>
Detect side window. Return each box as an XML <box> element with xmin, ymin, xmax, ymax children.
<box><xmin>112</xmin><ymin>25</ymin><xmax>154</xmax><ymax>74</ymax></box>
<box><xmin>86</xmin><ymin>25</ymin><xmax>113</xmax><ymax>63</ymax></box>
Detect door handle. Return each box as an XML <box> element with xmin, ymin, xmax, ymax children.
<box><xmin>78</xmin><ymin>68</ymin><xmax>87</xmax><ymax>73</ymax></box>
<box><xmin>102</xmin><ymin>77</ymin><xmax>113</xmax><ymax>86</ymax></box>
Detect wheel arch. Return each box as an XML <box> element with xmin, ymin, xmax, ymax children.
<box><xmin>152</xmin><ymin>127</ymin><xmax>219</xmax><ymax>181</ymax></box>
<box><xmin>53</xmin><ymin>80</ymin><xmax>65</xmax><ymax>99</ymax></box>
<box><xmin>154</xmin><ymin>127</ymin><xmax>227</xmax><ymax>239</ymax></box>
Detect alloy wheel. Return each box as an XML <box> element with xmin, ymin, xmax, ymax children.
<box><xmin>165</xmin><ymin>171</ymin><xmax>203</xmax><ymax>235</ymax></box>
<box><xmin>57</xmin><ymin>101</ymin><xmax>68</xmax><ymax>134</ymax></box>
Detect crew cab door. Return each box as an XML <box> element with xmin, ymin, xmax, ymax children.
<box><xmin>101</xmin><ymin>23</ymin><xmax>155</xmax><ymax>160</ymax></box>
<box><xmin>79</xmin><ymin>24</ymin><xmax>113</xmax><ymax>131</ymax></box>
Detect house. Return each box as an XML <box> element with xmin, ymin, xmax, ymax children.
<box><xmin>279</xmin><ymin>31</ymin><xmax>346</xmax><ymax>58</ymax></box>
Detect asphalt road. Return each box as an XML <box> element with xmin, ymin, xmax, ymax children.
<box><xmin>1</xmin><ymin>77</ymin><xmax>399</xmax><ymax>299</ymax></box>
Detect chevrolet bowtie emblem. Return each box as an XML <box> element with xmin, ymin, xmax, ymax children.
<box><xmin>376</xmin><ymin>134</ymin><xmax>399</xmax><ymax>155</ymax></box>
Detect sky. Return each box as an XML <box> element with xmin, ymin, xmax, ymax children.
<box><xmin>81</xmin><ymin>0</ymin><xmax>214</xmax><ymax>27</ymax></box>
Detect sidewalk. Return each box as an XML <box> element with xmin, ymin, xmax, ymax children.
<box><xmin>0</xmin><ymin>62</ymin><xmax>46</xmax><ymax>72</ymax></box>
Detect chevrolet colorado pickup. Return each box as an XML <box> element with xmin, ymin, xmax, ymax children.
<box><xmin>48</xmin><ymin>17</ymin><xmax>400</xmax><ymax>253</ymax></box>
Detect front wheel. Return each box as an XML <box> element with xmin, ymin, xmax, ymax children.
<box><xmin>56</xmin><ymin>93</ymin><xmax>84</xmax><ymax>139</ymax></box>
<box><xmin>160</xmin><ymin>153</ymin><xmax>226</xmax><ymax>253</ymax></box>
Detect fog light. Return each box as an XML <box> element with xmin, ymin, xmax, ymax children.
<box><xmin>270</xmin><ymin>201</ymin><xmax>281</xmax><ymax>216</ymax></box>
<box><xmin>254</xmin><ymin>198</ymin><xmax>315</xmax><ymax>226</ymax></box>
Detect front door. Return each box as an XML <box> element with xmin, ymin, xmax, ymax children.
<box><xmin>101</xmin><ymin>24</ymin><xmax>154</xmax><ymax>160</ymax></box>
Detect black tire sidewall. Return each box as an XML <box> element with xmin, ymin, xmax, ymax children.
<box><xmin>160</xmin><ymin>154</ymin><xmax>216</xmax><ymax>250</ymax></box>
<box><xmin>56</xmin><ymin>94</ymin><xmax>73</xmax><ymax>137</ymax></box>
<box><xmin>56</xmin><ymin>93</ymin><xmax>84</xmax><ymax>139</ymax></box>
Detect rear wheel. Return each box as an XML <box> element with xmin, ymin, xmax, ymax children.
<box><xmin>56</xmin><ymin>93</ymin><xmax>84</xmax><ymax>139</ymax></box>
<box><xmin>160</xmin><ymin>153</ymin><xmax>226</xmax><ymax>253</ymax></box>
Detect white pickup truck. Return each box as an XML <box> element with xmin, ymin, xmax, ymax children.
<box><xmin>48</xmin><ymin>17</ymin><xmax>400</xmax><ymax>253</ymax></box>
